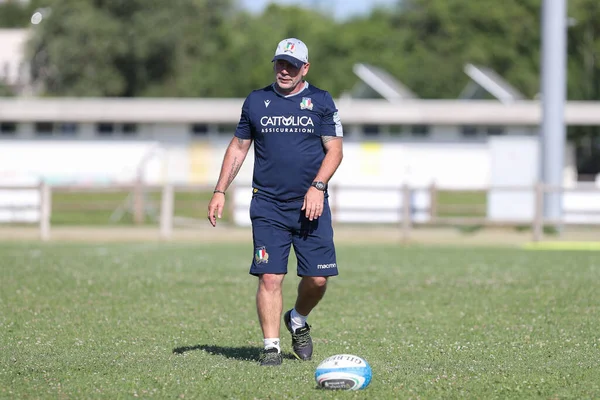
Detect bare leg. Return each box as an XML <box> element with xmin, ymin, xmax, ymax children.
<box><xmin>256</xmin><ymin>273</ymin><xmax>285</xmax><ymax>338</ymax></box>
<box><xmin>294</xmin><ymin>276</ymin><xmax>328</xmax><ymax>316</ymax></box>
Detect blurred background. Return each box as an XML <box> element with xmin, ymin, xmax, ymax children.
<box><xmin>0</xmin><ymin>0</ymin><xmax>599</xmax><ymax>242</ymax></box>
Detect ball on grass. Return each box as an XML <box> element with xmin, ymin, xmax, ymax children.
<box><xmin>315</xmin><ymin>354</ymin><xmax>372</xmax><ymax>390</ymax></box>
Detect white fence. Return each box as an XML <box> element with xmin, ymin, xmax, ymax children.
<box><xmin>2</xmin><ymin>182</ymin><xmax>599</xmax><ymax>243</ymax></box>
<box><xmin>0</xmin><ymin>182</ymin><xmax>51</xmax><ymax>240</ymax></box>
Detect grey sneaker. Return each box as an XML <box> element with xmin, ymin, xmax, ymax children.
<box><xmin>259</xmin><ymin>348</ymin><xmax>282</xmax><ymax>366</ymax></box>
<box><xmin>283</xmin><ymin>309</ymin><xmax>313</xmax><ymax>361</ymax></box>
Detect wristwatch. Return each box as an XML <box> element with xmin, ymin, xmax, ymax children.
<box><xmin>311</xmin><ymin>181</ymin><xmax>327</xmax><ymax>191</ymax></box>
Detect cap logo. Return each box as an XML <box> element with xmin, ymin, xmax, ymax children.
<box><xmin>284</xmin><ymin>42</ymin><xmax>295</xmax><ymax>53</ymax></box>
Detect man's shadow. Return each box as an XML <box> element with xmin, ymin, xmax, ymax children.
<box><xmin>173</xmin><ymin>344</ymin><xmax>297</xmax><ymax>361</ymax></box>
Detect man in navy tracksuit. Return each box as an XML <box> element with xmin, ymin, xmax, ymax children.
<box><xmin>207</xmin><ymin>38</ymin><xmax>344</xmax><ymax>366</ymax></box>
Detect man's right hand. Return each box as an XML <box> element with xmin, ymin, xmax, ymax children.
<box><xmin>207</xmin><ymin>192</ymin><xmax>226</xmax><ymax>227</ymax></box>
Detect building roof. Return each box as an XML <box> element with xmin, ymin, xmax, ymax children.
<box><xmin>351</xmin><ymin>63</ymin><xmax>418</xmax><ymax>101</ymax></box>
<box><xmin>2</xmin><ymin>97</ymin><xmax>600</xmax><ymax>126</ymax></box>
<box><xmin>460</xmin><ymin>63</ymin><xmax>526</xmax><ymax>103</ymax></box>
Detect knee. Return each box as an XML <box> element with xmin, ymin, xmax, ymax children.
<box><xmin>259</xmin><ymin>273</ymin><xmax>284</xmax><ymax>292</ymax></box>
<box><xmin>304</xmin><ymin>276</ymin><xmax>328</xmax><ymax>289</ymax></box>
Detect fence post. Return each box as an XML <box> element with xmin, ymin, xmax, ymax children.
<box><xmin>227</xmin><ymin>185</ymin><xmax>237</xmax><ymax>226</ymax></box>
<box><xmin>160</xmin><ymin>183</ymin><xmax>174</xmax><ymax>240</ymax></box>
<box><xmin>429</xmin><ymin>182</ymin><xmax>438</xmax><ymax>223</ymax></box>
<box><xmin>39</xmin><ymin>181</ymin><xmax>51</xmax><ymax>241</ymax></box>
<box><xmin>133</xmin><ymin>178</ymin><xmax>145</xmax><ymax>225</ymax></box>
<box><xmin>402</xmin><ymin>184</ymin><xmax>412</xmax><ymax>243</ymax></box>
<box><xmin>532</xmin><ymin>182</ymin><xmax>544</xmax><ymax>242</ymax></box>
<box><xmin>329</xmin><ymin>184</ymin><xmax>337</xmax><ymax>224</ymax></box>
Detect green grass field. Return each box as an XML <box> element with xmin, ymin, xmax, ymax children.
<box><xmin>2</xmin><ymin>243</ymin><xmax>599</xmax><ymax>399</ymax></box>
<box><xmin>50</xmin><ymin>191</ymin><xmax>211</xmax><ymax>225</ymax></box>
<box><xmin>47</xmin><ymin>189</ymin><xmax>486</xmax><ymax>226</ymax></box>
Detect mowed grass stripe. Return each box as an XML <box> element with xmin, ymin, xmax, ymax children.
<box><xmin>1</xmin><ymin>243</ymin><xmax>599</xmax><ymax>399</ymax></box>
<box><xmin>523</xmin><ymin>241</ymin><xmax>600</xmax><ymax>251</ymax></box>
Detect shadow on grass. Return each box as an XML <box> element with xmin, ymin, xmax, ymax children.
<box><xmin>172</xmin><ymin>344</ymin><xmax>297</xmax><ymax>361</ymax></box>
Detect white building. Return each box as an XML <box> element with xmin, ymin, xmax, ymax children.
<box><xmin>0</xmin><ymin>29</ymin><xmax>29</xmax><ymax>93</ymax></box>
<box><xmin>1</xmin><ymin>28</ymin><xmax>600</xmax><ymax>225</ymax></box>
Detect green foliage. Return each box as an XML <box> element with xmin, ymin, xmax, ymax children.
<box><xmin>27</xmin><ymin>0</ymin><xmax>235</xmax><ymax>97</ymax></box>
<box><xmin>567</xmin><ymin>0</ymin><xmax>600</xmax><ymax>101</ymax></box>
<box><xmin>18</xmin><ymin>0</ymin><xmax>600</xmax><ymax>103</ymax></box>
<box><xmin>565</xmin><ymin>0</ymin><xmax>600</xmax><ymax>173</ymax></box>
<box><xmin>45</xmin><ymin>189</ymin><xmax>484</xmax><ymax>226</ymax></box>
<box><xmin>0</xmin><ymin>0</ymin><xmax>46</xmax><ymax>27</ymax></box>
<box><xmin>0</xmin><ymin>82</ymin><xmax>15</xmax><ymax>97</ymax></box>
<box><xmin>49</xmin><ymin>190</ymin><xmax>217</xmax><ymax>225</ymax></box>
<box><xmin>2</xmin><ymin>243</ymin><xmax>600</xmax><ymax>398</ymax></box>
<box><xmin>0</xmin><ymin>2</ymin><xmax>29</xmax><ymax>28</ymax></box>
<box><xmin>386</xmin><ymin>0</ymin><xmax>542</xmax><ymax>99</ymax></box>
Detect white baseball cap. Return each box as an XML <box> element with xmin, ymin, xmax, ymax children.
<box><xmin>272</xmin><ymin>38</ymin><xmax>309</xmax><ymax>69</ymax></box>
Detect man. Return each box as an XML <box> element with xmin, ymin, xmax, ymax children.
<box><xmin>207</xmin><ymin>38</ymin><xmax>344</xmax><ymax>366</ymax></box>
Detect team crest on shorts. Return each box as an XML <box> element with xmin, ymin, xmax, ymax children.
<box><xmin>300</xmin><ymin>97</ymin><xmax>313</xmax><ymax>110</ymax></box>
<box><xmin>255</xmin><ymin>246</ymin><xmax>269</xmax><ymax>264</ymax></box>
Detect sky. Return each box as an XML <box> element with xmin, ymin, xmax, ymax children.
<box><xmin>239</xmin><ymin>0</ymin><xmax>397</xmax><ymax>21</ymax></box>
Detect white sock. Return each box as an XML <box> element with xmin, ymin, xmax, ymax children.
<box><xmin>264</xmin><ymin>338</ymin><xmax>280</xmax><ymax>352</ymax></box>
<box><xmin>290</xmin><ymin>308</ymin><xmax>307</xmax><ymax>332</ymax></box>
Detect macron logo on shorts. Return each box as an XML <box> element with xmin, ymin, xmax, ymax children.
<box><xmin>317</xmin><ymin>263</ymin><xmax>337</xmax><ymax>269</ymax></box>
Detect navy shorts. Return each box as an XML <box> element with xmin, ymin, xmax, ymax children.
<box><xmin>249</xmin><ymin>195</ymin><xmax>338</xmax><ymax>277</ymax></box>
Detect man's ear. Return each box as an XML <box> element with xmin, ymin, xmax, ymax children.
<box><xmin>302</xmin><ymin>62</ymin><xmax>310</xmax><ymax>77</ymax></box>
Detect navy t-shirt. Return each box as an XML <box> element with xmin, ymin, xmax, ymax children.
<box><xmin>235</xmin><ymin>82</ymin><xmax>343</xmax><ymax>202</ymax></box>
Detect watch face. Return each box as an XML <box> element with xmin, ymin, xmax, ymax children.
<box><xmin>314</xmin><ymin>181</ymin><xmax>326</xmax><ymax>190</ymax></box>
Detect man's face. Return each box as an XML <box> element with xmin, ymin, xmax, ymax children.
<box><xmin>273</xmin><ymin>59</ymin><xmax>309</xmax><ymax>93</ymax></box>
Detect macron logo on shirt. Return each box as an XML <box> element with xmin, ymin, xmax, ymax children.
<box><xmin>264</xmin><ymin>100</ymin><xmax>271</xmax><ymax>108</ymax></box>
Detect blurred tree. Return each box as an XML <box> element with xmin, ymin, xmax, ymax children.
<box><xmin>173</xmin><ymin>4</ymin><xmax>405</xmax><ymax>97</ymax></box>
<box><xmin>566</xmin><ymin>0</ymin><xmax>600</xmax><ymax>177</ymax></box>
<box><xmin>0</xmin><ymin>0</ymin><xmax>47</xmax><ymax>27</ymax></box>
<box><xmin>28</xmin><ymin>0</ymin><xmax>235</xmax><ymax>97</ymax></box>
<box><xmin>386</xmin><ymin>0</ymin><xmax>542</xmax><ymax>99</ymax></box>
<box><xmin>184</xmin><ymin>4</ymin><xmax>351</xmax><ymax>97</ymax></box>
<box><xmin>567</xmin><ymin>0</ymin><xmax>600</xmax><ymax>101</ymax></box>
<box><xmin>0</xmin><ymin>2</ymin><xmax>30</xmax><ymax>27</ymax></box>
<box><xmin>22</xmin><ymin>0</ymin><xmax>600</xmax><ymax>104</ymax></box>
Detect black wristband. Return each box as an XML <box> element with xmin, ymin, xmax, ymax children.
<box><xmin>213</xmin><ymin>190</ymin><xmax>226</xmax><ymax>195</ymax></box>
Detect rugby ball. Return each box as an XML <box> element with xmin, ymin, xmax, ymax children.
<box><xmin>315</xmin><ymin>354</ymin><xmax>372</xmax><ymax>390</ymax></box>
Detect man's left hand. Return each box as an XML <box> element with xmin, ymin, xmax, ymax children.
<box><xmin>302</xmin><ymin>187</ymin><xmax>324</xmax><ymax>221</ymax></box>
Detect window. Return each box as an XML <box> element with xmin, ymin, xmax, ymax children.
<box><xmin>35</xmin><ymin>122</ymin><xmax>54</xmax><ymax>135</ymax></box>
<box><xmin>389</xmin><ymin>125</ymin><xmax>404</xmax><ymax>136</ymax></box>
<box><xmin>217</xmin><ymin>124</ymin><xmax>237</xmax><ymax>135</ymax></box>
<box><xmin>363</xmin><ymin>125</ymin><xmax>380</xmax><ymax>136</ymax></box>
<box><xmin>97</xmin><ymin>123</ymin><xmax>114</xmax><ymax>135</ymax></box>
<box><xmin>0</xmin><ymin>122</ymin><xmax>17</xmax><ymax>135</ymax></box>
<box><xmin>487</xmin><ymin>126</ymin><xmax>505</xmax><ymax>136</ymax></box>
<box><xmin>190</xmin><ymin>123</ymin><xmax>208</xmax><ymax>136</ymax></box>
<box><xmin>122</xmin><ymin>123</ymin><xmax>138</xmax><ymax>136</ymax></box>
<box><xmin>411</xmin><ymin>125</ymin><xmax>430</xmax><ymax>136</ymax></box>
<box><xmin>461</xmin><ymin>125</ymin><xmax>479</xmax><ymax>137</ymax></box>
<box><xmin>96</xmin><ymin>122</ymin><xmax>115</xmax><ymax>136</ymax></box>
<box><xmin>96</xmin><ymin>122</ymin><xmax>138</xmax><ymax>136</ymax></box>
<box><xmin>33</xmin><ymin>121</ymin><xmax>80</xmax><ymax>136</ymax></box>
<box><xmin>59</xmin><ymin>122</ymin><xmax>78</xmax><ymax>135</ymax></box>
